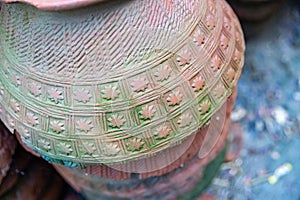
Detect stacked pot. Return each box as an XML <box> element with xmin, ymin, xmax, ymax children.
<box><xmin>0</xmin><ymin>0</ymin><xmax>245</xmax><ymax>199</ymax></box>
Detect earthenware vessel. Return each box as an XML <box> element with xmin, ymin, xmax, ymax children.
<box><xmin>0</xmin><ymin>0</ymin><xmax>245</xmax><ymax>198</ymax></box>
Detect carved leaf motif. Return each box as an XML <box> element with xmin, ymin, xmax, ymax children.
<box><xmin>177</xmin><ymin>49</ymin><xmax>192</xmax><ymax>66</ymax></box>
<box><xmin>155</xmin><ymin>125</ymin><xmax>171</xmax><ymax>139</ymax></box>
<box><xmin>192</xmin><ymin>76</ymin><xmax>205</xmax><ymax>91</ymax></box>
<box><xmin>206</xmin><ymin>15</ymin><xmax>215</xmax><ymax>30</ymax></box>
<box><xmin>50</xmin><ymin>121</ymin><xmax>65</xmax><ymax>133</ymax></box>
<box><xmin>83</xmin><ymin>142</ymin><xmax>97</xmax><ymax>155</ymax></box>
<box><xmin>155</xmin><ymin>66</ymin><xmax>171</xmax><ymax>81</ymax></box>
<box><xmin>76</xmin><ymin>119</ymin><xmax>93</xmax><ymax>132</ymax></box>
<box><xmin>48</xmin><ymin>88</ymin><xmax>63</xmax><ymax>103</ymax></box>
<box><xmin>10</xmin><ymin>99</ymin><xmax>20</xmax><ymax>113</ymax></box>
<box><xmin>19</xmin><ymin>126</ymin><xmax>30</xmax><ymax>139</ymax></box>
<box><xmin>178</xmin><ymin>113</ymin><xmax>192</xmax><ymax>128</ymax></box>
<box><xmin>108</xmin><ymin>114</ymin><xmax>125</xmax><ymax>128</ymax></box>
<box><xmin>74</xmin><ymin>88</ymin><xmax>92</xmax><ymax>103</ymax></box>
<box><xmin>199</xmin><ymin>100</ymin><xmax>211</xmax><ymax>114</ymax></box>
<box><xmin>7</xmin><ymin>115</ymin><xmax>15</xmax><ymax>128</ymax></box>
<box><xmin>58</xmin><ymin>142</ymin><xmax>73</xmax><ymax>154</ymax></box>
<box><xmin>131</xmin><ymin>76</ymin><xmax>149</xmax><ymax>92</ymax></box>
<box><xmin>220</xmin><ymin>35</ymin><xmax>229</xmax><ymax>49</ymax></box>
<box><xmin>127</xmin><ymin>138</ymin><xmax>144</xmax><ymax>151</ymax></box>
<box><xmin>194</xmin><ymin>29</ymin><xmax>205</xmax><ymax>46</ymax></box>
<box><xmin>211</xmin><ymin>55</ymin><xmax>222</xmax><ymax>72</ymax></box>
<box><xmin>38</xmin><ymin>139</ymin><xmax>51</xmax><ymax>151</ymax></box>
<box><xmin>27</xmin><ymin>113</ymin><xmax>39</xmax><ymax>126</ymax></box>
<box><xmin>29</xmin><ymin>82</ymin><xmax>42</xmax><ymax>97</ymax></box>
<box><xmin>102</xmin><ymin>85</ymin><xmax>119</xmax><ymax>100</ymax></box>
<box><xmin>139</xmin><ymin>105</ymin><xmax>156</xmax><ymax>119</ymax></box>
<box><xmin>167</xmin><ymin>90</ymin><xmax>183</xmax><ymax>106</ymax></box>
<box><xmin>104</xmin><ymin>143</ymin><xmax>120</xmax><ymax>156</ymax></box>
<box><xmin>214</xmin><ymin>84</ymin><xmax>225</xmax><ymax>98</ymax></box>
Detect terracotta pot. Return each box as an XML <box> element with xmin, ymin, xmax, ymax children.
<box><xmin>0</xmin><ymin>0</ymin><xmax>244</xmax><ymax>198</ymax></box>
<box><xmin>0</xmin><ymin>0</ymin><xmax>244</xmax><ymax>167</ymax></box>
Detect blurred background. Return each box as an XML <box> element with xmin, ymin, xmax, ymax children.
<box><xmin>204</xmin><ymin>0</ymin><xmax>300</xmax><ymax>199</ymax></box>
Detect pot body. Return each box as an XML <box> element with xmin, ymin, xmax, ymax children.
<box><xmin>0</xmin><ymin>0</ymin><xmax>244</xmax><ymax>168</ymax></box>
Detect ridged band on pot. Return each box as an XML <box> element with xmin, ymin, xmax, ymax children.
<box><xmin>54</xmin><ymin>99</ymin><xmax>232</xmax><ymax>199</ymax></box>
<box><xmin>0</xmin><ymin>0</ymin><xmax>245</xmax><ymax>167</ymax></box>
<box><xmin>65</xmin><ymin>88</ymin><xmax>237</xmax><ymax>180</ymax></box>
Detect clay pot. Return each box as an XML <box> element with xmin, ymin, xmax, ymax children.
<box><xmin>0</xmin><ymin>0</ymin><xmax>244</xmax><ymax>167</ymax></box>
<box><xmin>0</xmin><ymin>0</ymin><xmax>245</xmax><ymax>198</ymax></box>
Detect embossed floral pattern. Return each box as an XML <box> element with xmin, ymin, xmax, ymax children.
<box><xmin>220</xmin><ymin>35</ymin><xmax>229</xmax><ymax>49</ymax></box>
<box><xmin>7</xmin><ymin>115</ymin><xmax>15</xmax><ymax>128</ymax></box>
<box><xmin>139</xmin><ymin>105</ymin><xmax>156</xmax><ymax>120</ymax></box>
<box><xmin>214</xmin><ymin>84</ymin><xmax>225</xmax><ymax>98</ymax></box>
<box><xmin>82</xmin><ymin>142</ymin><xmax>97</xmax><ymax>155</ymax></box>
<box><xmin>104</xmin><ymin>143</ymin><xmax>120</xmax><ymax>156</ymax></box>
<box><xmin>155</xmin><ymin>125</ymin><xmax>171</xmax><ymax>139</ymax></box>
<box><xmin>10</xmin><ymin>99</ymin><xmax>20</xmax><ymax>113</ymax></box>
<box><xmin>29</xmin><ymin>82</ymin><xmax>42</xmax><ymax>97</ymax></box>
<box><xmin>178</xmin><ymin>113</ymin><xmax>192</xmax><ymax>128</ymax></box>
<box><xmin>131</xmin><ymin>76</ymin><xmax>149</xmax><ymax>92</ymax></box>
<box><xmin>19</xmin><ymin>126</ymin><xmax>30</xmax><ymax>139</ymax></box>
<box><xmin>48</xmin><ymin>88</ymin><xmax>63</xmax><ymax>103</ymax></box>
<box><xmin>192</xmin><ymin>76</ymin><xmax>205</xmax><ymax>92</ymax></box>
<box><xmin>38</xmin><ymin>139</ymin><xmax>51</xmax><ymax>151</ymax></box>
<box><xmin>76</xmin><ymin>119</ymin><xmax>93</xmax><ymax>133</ymax></box>
<box><xmin>199</xmin><ymin>99</ymin><xmax>211</xmax><ymax>114</ymax></box>
<box><xmin>167</xmin><ymin>90</ymin><xmax>183</xmax><ymax>106</ymax></box>
<box><xmin>177</xmin><ymin>49</ymin><xmax>192</xmax><ymax>66</ymax></box>
<box><xmin>108</xmin><ymin>114</ymin><xmax>125</xmax><ymax>128</ymax></box>
<box><xmin>102</xmin><ymin>85</ymin><xmax>120</xmax><ymax>100</ymax></box>
<box><xmin>74</xmin><ymin>88</ymin><xmax>92</xmax><ymax>103</ymax></box>
<box><xmin>194</xmin><ymin>29</ymin><xmax>205</xmax><ymax>46</ymax></box>
<box><xmin>50</xmin><ymin>121</ymin><xmax>65</xmax><ymax>133</ymax></box>
<box><xmin>58</xmin><ymin>142</ymin><xmax>73</xmax><ymax>155</ymax></box>
<box><xmin>155</xmin><ymin>66</ymin><xmax>171</xmax><ymax>81</ymax></box>
<box><xmin>27</xmin><ymin>113</ymin><xmax>39</xmax><ymax>126</ymax></box>
<box><xmin>211</xmin><ymin>55</ymin><xmax>222</xmax><ymax>72</ymax></box>
<box><xmin>127</xmin><ymin>138</ymin><xmax>144</xmax><ymax>151</ymax></box>
<box><xmin>206</xmin><ymin>15</ymin><xmax>216</xmax><ymax>30</ymax></box>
